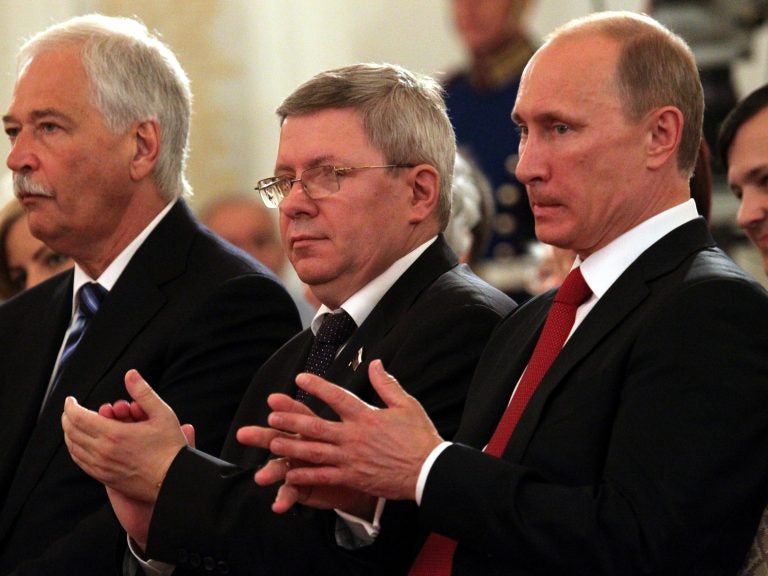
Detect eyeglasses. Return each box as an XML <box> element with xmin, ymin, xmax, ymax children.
<box><xmin>255</xmin><ymin>164</ymin><xmax>413</xmax><ymax>208</ymax></box>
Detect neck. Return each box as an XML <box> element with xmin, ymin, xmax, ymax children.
<box><xmin>76</xmin><ymin>195</ymin><xmax>171</xmax><ymax>278</ymax></box>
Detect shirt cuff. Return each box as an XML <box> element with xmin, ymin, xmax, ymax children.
<box><xmin>415</xmin><ymin>441</ymin><xmax>452</xmax><ymax>506</ymax></box>
<box><xmin>127</xmin><ymin>535</ymin><xmax>176</xmax><ymax>576</ymax></box>
<box><xmin>334</xmin><ymin>497</ymin><xmax>386</xmax><ymax>549</ymax></box>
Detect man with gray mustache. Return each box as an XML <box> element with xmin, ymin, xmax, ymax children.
<box><xmin>0</xmin><ymin>14</ymin><xmax>300</xmax><ymax>575</ymax></box>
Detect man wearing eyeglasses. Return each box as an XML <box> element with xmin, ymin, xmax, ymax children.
<box><xmin>63</xmin><ymin>63</ymin><xmax>515</xmax><ymax>575</ymax></box>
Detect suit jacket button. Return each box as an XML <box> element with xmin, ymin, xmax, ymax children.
<box><xmin>217</xmin><ymin>560</ymin><xmax>230</xmax><ymax>574</ymax></box>
<box><xmin>189</xmin><ymin>552</ymin><xmax>201</xmax><ymax>568</ymax></box>
<box><xmin>203</xmin><ymin>556</ymin><xmax>215</xmax><ymax>571</ymax></box>
<box><xmin>177</xmin><ymin>549</ymin><xmax>189</xmax><ymax>564</ymax></box>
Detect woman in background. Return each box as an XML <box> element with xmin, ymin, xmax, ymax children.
<box><xmin>0</xmin><ymin>199</ymin><xmax>73</xmax><ymax>301</ymax></box>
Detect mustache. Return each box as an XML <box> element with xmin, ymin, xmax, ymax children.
<box><xmin>14</xmin><ymin>173</ymin><xmax>54</xmax><ymax>198</ymax></box>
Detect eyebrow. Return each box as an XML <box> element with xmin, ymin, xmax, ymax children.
<box><xmin>741</xmin><ymin>164</ymin><xmax>768</xmax><ymax>184</ymax></box>
<box><xmin>2</xmin><ymin>108</ymin><xmax>74</xmax><ymax>125</ymax></box>
<box><xmin>512</xmin><ymin>110</ymin><xmax>572</xmax><ymax>125</ymax></box>
<box><xmin>274</xmin><ymin>154</ymin><xmax>337</xmax><ymax>175</ymax></box>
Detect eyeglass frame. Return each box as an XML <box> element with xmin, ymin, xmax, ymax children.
<box><xmin>255</xmin><ymin>164</ymin><xmax>414</xmax><ymax>208</ymax></box>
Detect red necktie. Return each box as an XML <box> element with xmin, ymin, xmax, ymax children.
<box><xmin>409</xmin><ymin>267</ymin><xmax>592</xmax><ymax>575</ymax></box>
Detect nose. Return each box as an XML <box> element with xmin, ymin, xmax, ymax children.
<box><xmin>278</xmin><ymin>179</ymin><xmax>317</xmax><ymax>220</ymax></box>
<box><xmin>514</xmin><ymin>133</ymin><xmax>547</xmax><ymax>186</ymax></box>
<box><xmin>735</xmin><ymin>188</ymin><xmax>767</xmax><ymax>231</ymax></box>
<box><xmin>6</xmin><ymin>129</ymin><xmax>38</xmax><ymax>174</ymax></box>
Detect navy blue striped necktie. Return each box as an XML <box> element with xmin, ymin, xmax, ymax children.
<box><xmin>42</xmin><ymin>282</ymin><xmax>108</xmax><ymax>408</ymax></box>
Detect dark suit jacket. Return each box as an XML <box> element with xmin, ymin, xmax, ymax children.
<box><xmin>0</xmin><ymin>201</ymin><xmax>302</xmax><ymax>575</ymax></box>
<box><xmin>419</xmin><ymin>218</ymin><xmax>768</xmax><ymax>575</ymax></box>
<box><xmin>144</xmin><ymin>236</ymin><xmax>516</xmax><ymax>575</ymax></box>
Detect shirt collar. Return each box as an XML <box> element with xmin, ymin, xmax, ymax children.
<box><xmin>311</xmin><ymin>236</ymin><xmax>438</xmax><ymax>334</ymax></box>
<box><xmin>577</xmin><ymin>199</ymin><xmax>698</xmax><ymax>298</ymax></box>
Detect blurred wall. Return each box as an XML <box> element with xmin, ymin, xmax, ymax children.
<box><xmin>0</xmin><ymin>0</ymin><xmax>764</xmax><ymax>273</ymax></box>
<box><xmin>0</xmin><ymin>0</ymin><xmax>653</xmax><ymax>210</ymax></box>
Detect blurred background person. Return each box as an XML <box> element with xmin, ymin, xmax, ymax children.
<box><xmin>0</xmin><ymin>198</ymin><xmax>72</xmax><ymax>301</ymax></box>
<box><xmin>200</xmin><ymin>192</ymin><xmax>315</xmax><ymax>326</ymax></box>
<box><xmin>444</xmin><ymin>0</ymin><xmax>537</xmax><ymax>301</ymax></box>
<box><xmin>719</xmin><ymin>83</ymin><xmax>768</xmax><ymax>277</ymax></box>
<box><xmin>526</xmin><ymin>243</ymin><xmax>575</xmax><ymax>295</ymax></box>
<box><xmin>716</xmin><ymin>82</ymin><xmax>768</xmax><ymax>576</ymax></box>
<box><xmin>443</xmin><ymin>150</ymin><xmax>494</xmax><ymax>266</ymax></box>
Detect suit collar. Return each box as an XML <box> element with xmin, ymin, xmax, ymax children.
<box><xmin>302</xmin><ymin>236</ymin><xmax>459</xmax><ymax>413</ymax></box>
<box><xmin>578</xmin><ymin>200</ymin><xmax>700</xmax><ymax>299</ymax></box>
<box><xmin>312</xmin><ymin>236</ymin><xmax>439</xmax><ymax>332</ymax></box>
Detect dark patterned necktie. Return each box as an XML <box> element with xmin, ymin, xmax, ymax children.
<box><xmin>298</xmin><ymin>309</ymin><xmax>357</xmax><ymax>402</ymax></box>
<box><xmin>409</xmin><ymin>267</ymin><xmax>592</xmax><ymax>575</ymax></box>
<box><xmin>42</xmin><ymin>282</ymin><xmax>108</xmax><ymax>409</ymax></box>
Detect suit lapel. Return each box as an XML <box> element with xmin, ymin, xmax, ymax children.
<box><xmin>456</xmin><ymin>295</ymin><xmax>549</xmax><ymax>450</ymax></box>
<box><xmin>504</xmin><ymin>219</ymin><xmax>715</xmax><ymax>460</ymax></box>
<box><xmin>318</xmin><ymin>237</ymin><xmax>458</xmax><ymax>401</ymax></box>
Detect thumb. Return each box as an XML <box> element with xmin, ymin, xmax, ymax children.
<box><xmin>124</xmin><ymin>369</ymin><xmax>172</xmax><ymax>419</ymax></box>
<box><xmin>180</xmin><ymin>423</ymin><xmax>196</xmax><ymax>448</ymax></box>
<box><xmin>368</xmin><ymin>360</ymin><xmax>409</xmax><ymax>408</ymax></box>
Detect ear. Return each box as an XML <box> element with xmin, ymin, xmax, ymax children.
<box><xmin>405</xmin><ymin>164</ymin><xmax>441</xmax><ymax>225</ymax></box>
<box><xmin>646</xmin><ymin>106</ymin><xmax>683</xmax><ymax>170</ymax></box>
<box><xmin>129</xmin><ymin>119</ymin><xmax>161</xmax><ymax>182</ymax></box>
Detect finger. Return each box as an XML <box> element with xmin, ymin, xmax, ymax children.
<box><xmin>98</xmin><ymin>403</ymin><xmax>117</xmax><ymax>419</ymax></box>
<box><xmin>293</xmin><ymin>373</ymin><xmax>372</xmax><ymax>419</ymax></box>
<box><xmin>284</xmin><ymin>465</ymin><xmax>346</xmax><ymax>488</ymax></box>
<box><xmin>367</xmin><ymin>360</ymin><xmax>411</xmax><ymax>409</ymax></box>
<box><xmin>180</xmin><ymin>423</ymin><xmax>195</xmax><ymax>447</ymax></box>
<box><xmin>236</xmin><ymin>425</ymin><xmax>281</xmax><ymax>449</ymax></box>
<box><xmin>62</xmin><ymin>396</ymin><xmax>109</xmax><ymax>439</ymax></box>
<box><xmin>267</xmin><ymin>410</ymin><xmax>343</xmax><ymax>445</ymax></box>
<box><xmin>109</xmin><ymin>400</ymin><xmax>134</xmax><ymax>421</ymax></box>
<box><xmin>129</xmin><ymin>401</ymin><xmax>149</xmax><ymax>422</ymax></box>
<box><xmin>267</xmin><ymin>393</ymin><xmax>317</xmax><ymax>416</ymax></box>
<box><xmin>253</xmin><ymin>457</ymin><xmax>290</xmax><ymax>486</ymax></box>
<box><xmin>123</xmin><ymin>370</ymin><xmax>174</xmax><ymax>420</ymax></box>
<box><xmin>61</xmin><ymin>401</ymin><xmax>102</xmax><ymax>469</ymax></box>
<box><xmin>272</xmin><ymin>482</ymin><xmax>307</xmax><ymax>514</ymax></box>
<box><xmin>269</xmin><ymin>434</ymin><xmax>342</xmax><ymax>467</ymax></box>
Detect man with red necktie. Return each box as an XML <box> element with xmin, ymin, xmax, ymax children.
<box><xmin>252</xmin><ymin>10</ymin><xmax>768</xmax><ymax>576</ymax></box>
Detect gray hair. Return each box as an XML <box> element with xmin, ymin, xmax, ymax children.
<box><xmin>444</xmin><ymin>150</ymin><xmax>493</xmax><ymax>262</ymax></box>
<box><xmin>18</xmin><ymin>14</ymin><xmax>192</xmax><ymax>200</ymax></box>
<box><xmin>548</xmin><ymin>11</ymin><xmax>704</xmax><ymax>176</ymax></box>
<box><xmin>277</xmin><ymin>63</ymin><xmax>455</xmax><ymax>229</ymax></box>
